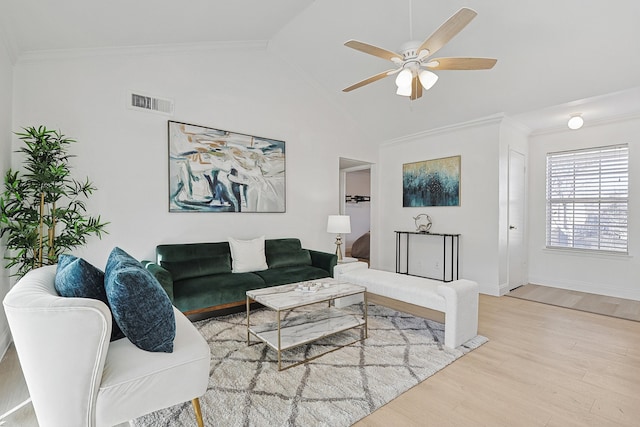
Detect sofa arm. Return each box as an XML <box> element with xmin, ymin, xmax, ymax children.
<box><xmin>3</xmin><ymin>265</ymin><xmax>111</xmax><ymax>427</ymax></box>
<box><xmin>142</xmin><ymin>261</ymin><xmax>175</xmax><ymax>302</ymax></box>
<box><xmin>307</xmin><ymin>249</ymin><xmax>338</xmax><ymax>276</ymax></box>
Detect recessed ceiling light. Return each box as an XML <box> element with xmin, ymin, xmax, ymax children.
<box><xmin>568</xmin><ymin>114</ymin><xmax>584</xmax><ymax>130</ymax></box>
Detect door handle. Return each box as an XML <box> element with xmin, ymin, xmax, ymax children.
<box><xmin>509</xmin><ymin>225</ymin><xmax>517</xmax><ymax>230</ymax></box>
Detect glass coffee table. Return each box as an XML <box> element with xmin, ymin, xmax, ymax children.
<box><xmin>246</xmin><ymin>278</ymin><xmax>367</xmax><ymax>371</ymax></box>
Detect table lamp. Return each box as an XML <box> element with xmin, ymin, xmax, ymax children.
<box><xmin>327</xmin><ymin>215</ymin><xmax>351</xmax><ymax>261</ymax></box>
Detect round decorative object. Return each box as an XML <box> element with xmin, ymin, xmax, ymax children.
<box><xmin>413</xmin><ymin>214</ymin><xmax>432</xmax><ymax>233</ymax></box>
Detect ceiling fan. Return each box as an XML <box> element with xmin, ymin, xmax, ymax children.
<box><xmin>342</xmin><ymin>7</ymin><xmax>497</xmax><ymax>100</ymax></box>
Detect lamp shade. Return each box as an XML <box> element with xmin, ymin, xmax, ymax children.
<box><xmin>396</xmin><ymin>84</ymin><xmax>412</xmax><ymax>97</ymax></box>
<box><xmin>418</xmin><ymin>69</ymin><xmax>438</xmax><ymax>90</ymax></box>
<box><xmin>327</xmin><ymin>215</ymin><xmax>351</xmax><ymax>234</ymax></box>
<box><xmin>395</xmin><ymin>68</ymin><xmax>413</xmax><ymax>88</ymax></box>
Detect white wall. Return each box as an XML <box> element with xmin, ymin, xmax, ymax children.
<box><xmin>528</xmin><ymin>116</ymin><xmax>640</xmax><ymax>301</ymax></box>
<box><xmin>11</xmin><ymin>44</ymin><xmax>374</xmax><ymax>270</ymax></box>
<box><xmin>0</xmin><ymin>32</ymin><xmax>13</xmax><ymax>358</ymax></box>
<box><xmin>376</xmin><ymin>117</ymin><xmax>504</xmax><ymax>295</ymax></box>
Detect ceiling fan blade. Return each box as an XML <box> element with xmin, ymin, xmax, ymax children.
<box><xmin>426</xmin><ymin>57</ymin><xmax>497</xmax><ymax>70</ymax></box>
<box><xmin>417</xmin><ymin>8</ymin><xmax>477</xmax><ymax>58</ymax></box>
<box><xmin>344</xmin><ymin>40</ymin><xmax>403</xmax><ymax>63</ymax></box>
<box><xmin>343</xmin><ymin>69</ymin><xmax>396</xmax><ymax>92</ymax></box>
<box><xmin>410</xmin><ymin>76</ymin><xmax>423</xmax><ymax>100</ymax></box>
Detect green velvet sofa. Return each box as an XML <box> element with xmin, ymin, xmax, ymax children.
<box><xmin>144</xmin><ymin>238</ymin><xmax>337</xmax><ymax>315</ymax></box>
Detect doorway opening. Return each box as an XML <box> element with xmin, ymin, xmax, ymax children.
<box><xmin>340</xmin><ymin>158</ymin><xmax>372</xmax><ymax>264</ymax></box>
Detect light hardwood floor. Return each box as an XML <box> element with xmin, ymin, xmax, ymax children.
<box><xmin>508</xmin><ymin>284</ymin><xmax>640</xmax><ymax>322</ymax></box>
<box><xmin>0</xmin><ymin>344</ymin><xmax>35</xmax><ymax>426</ymax></box>
<box><xmin>2</xmin><ymin>294</ymin><xmax>639</xmax><ymax>426</ymax></box>
<box><xmin>356</xmin><ymin>294</ymin><xmax>640</xmax><ymax>427</ymax></box>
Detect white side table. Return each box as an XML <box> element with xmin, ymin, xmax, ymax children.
<box><xmin>338</xmin><ymin>256</ymin><xmax>358</xmax><ymax>264</ymax></box>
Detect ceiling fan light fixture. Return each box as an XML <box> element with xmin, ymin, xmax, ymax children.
<box><xmin>418</xmin><ymin>69</ymin><xmax>438</xmax><ymax>90</ymax></box>
<box><xmin>342</xmin><ymin>8</ymin><xmax>496</xmax><ymax>100</ymax></box>
<box><xmin>396</xmin><ymin>84</ymin><xmax>412</xmax><ymax>97</ymax></box>
<box><xmin>395</xmin><ymin>68</ymin><xmax>413</xmax><ymax>88</ymax></box>
<box><xmin>568</xmin><ymin>114</ymin><xmax>584</xmax><ymax>130</ymax></box>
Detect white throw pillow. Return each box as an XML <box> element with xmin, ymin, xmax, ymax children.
<box><xmin>228</xmin><ymin>236</ymin><xmax>268</xmax><ymax>273</ymax></box>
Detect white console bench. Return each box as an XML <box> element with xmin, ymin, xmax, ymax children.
<box><xmin>334</xmin><ymin>262</ymin><xmax>479</xmax><ymax>349</ymax></box>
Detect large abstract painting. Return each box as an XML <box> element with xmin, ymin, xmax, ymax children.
<box><xmin>168</xmin><ymin>121</ymin><xmax>285</xmax><ymax>212</ymax></box>
<box><xmin>403</xmin><ymin>155</ymin><xmax>460</xmax><ymax>207</ymax></box>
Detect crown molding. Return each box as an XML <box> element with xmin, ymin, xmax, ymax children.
<box><xmin>381</xmin><ymin>113</ymin><xmax>505</xmax><ymax>147</ymax></box>
<box><xmin>16</xmin><ymin>39</ymin><xmax>269</xmax><ymax>63</ymax></box>
<box><xmin>500</xmin><ymin>115</ymin><xmax>532</xmax><ymax>135</ymax></box>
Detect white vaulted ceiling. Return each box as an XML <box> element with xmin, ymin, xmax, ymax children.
<box><xmin>2</xmin><ymin>0</ymin><xmax>640</xmax><ymax>140</ymax></box>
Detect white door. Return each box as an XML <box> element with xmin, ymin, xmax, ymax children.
<box><xmin>508</xmin><ymin>150</ymin><xmax>526</xmax><ymax>291</ymax></box>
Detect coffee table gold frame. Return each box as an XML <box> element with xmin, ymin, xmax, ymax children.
<box><xmin>246</xmin><ymin>281</ymin><xmax>367</xmax><ymax>371</ymax></box>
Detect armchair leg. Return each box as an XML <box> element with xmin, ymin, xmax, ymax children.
<box><xmin>192</xmin><ymin>398</ymin><xmax>204</xmax><ymax>427</ymax></box>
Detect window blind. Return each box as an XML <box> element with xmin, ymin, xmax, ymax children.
<box><xmin>546</xmin><ymin>144</ymin><xmax>628</xmax><ymax>253</ymax></box>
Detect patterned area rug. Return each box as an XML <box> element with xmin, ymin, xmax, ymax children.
<box><xmin>133</xmin><ymin>303</ymin><xmax>487</xmax><ymax>427</ymax></box>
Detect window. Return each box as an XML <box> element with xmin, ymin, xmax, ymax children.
<box><xmin>546</xmin><ymin>144</ymin><xmax>628</xmax><ymax>253</ymax></box>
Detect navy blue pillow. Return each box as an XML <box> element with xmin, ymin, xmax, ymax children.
<box><xmin>105</xmin><ymin>247</ymin><xmax>176</xmax><ymax>353</ymax></box>
<box><xmin>55</xmin><ymin>254</ymin><xmax>125</xmax><ymax>341</ymax></box>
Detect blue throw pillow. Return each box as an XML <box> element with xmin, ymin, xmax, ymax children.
<box><xmin>55</xmin><ymin>254</ymin><xmax>125</xmax><ymax>341</ymax></box>
<box><xmin>105</xmin><ymin>247</ymin><xmax>176</xmax><ymax>353</ymax></box>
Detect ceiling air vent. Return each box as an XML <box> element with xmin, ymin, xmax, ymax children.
<box><xmin>128</xmin><ymin>92</ymin><xmax>174</xmax><ymax>115</ymax></box>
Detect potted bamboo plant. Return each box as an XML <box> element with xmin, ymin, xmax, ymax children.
<box><xmin>0</xmin><ymin>126</ymin><xmax>108</xmax><ymax>277</ymax></box>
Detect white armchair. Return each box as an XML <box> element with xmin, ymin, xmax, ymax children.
<box><xmin>3</xmin><ymin>265</ymin><xmax>211</xmax><ymax>427</ymax></box>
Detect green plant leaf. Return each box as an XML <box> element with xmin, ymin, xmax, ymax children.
<box><xmin>1</xmin><ymin>125</ymin><xmax>108</xmax><ymax>277</ymax></box>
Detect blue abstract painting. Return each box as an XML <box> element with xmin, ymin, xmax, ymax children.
<box><xmin>403</xmin><ymin>156</ymin><xmax>460</xmax><ymax>207</ymax></box>
<box><xmin>168</xmin><ymin>121</ymin><xmax>285</xmax><ymax>212</ymax></box>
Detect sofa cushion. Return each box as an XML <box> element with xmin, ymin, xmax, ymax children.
<box><xmin>264</xmin><ymin>238</ymin><xmax>303</xmax><ymax>254</ymax></box>
<box><xmin>229</xmin><ymin>236</ymin><xmax>268</xmax><ymax>273</ymax></box>
<box><xmin>54</xmin><ymin>254</ymin><xmax>125</xmax><ymax>341</ymax></box>
<box><xmin>157</xmin><ymin>241</ymin><xmax>230</xmax><ymax>263</ymax></box>
<box><xmin>253</xmin><ymin>265</ymin><xmax>331</xmax><ymax>287</ymax></box>
<box><xmin>160</xmin><ymin>254</ymin><xmax>232</xmax><ymax>281</ymax></box>
<box><xmin>105</xmin><ymin>247</ymin><xmax>176</xmax><ymax>353</ymax></box>
<box><xmin>173</xmin><ymin>272</ymin><xmax>266</xmax><ymax>312</ymax></box>
<box><xmin>95</xmin><ymin>306</ymin><xmax>210</xmax><ymax>426</ymax></box>
<box><xmin>267</xmin><ymin>249</ymin><xmax>312</xmax><ymax>269</ymax></box>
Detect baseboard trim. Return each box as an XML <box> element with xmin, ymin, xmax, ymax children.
<box><xmin>499</xmin><ymin>282</ymin><xmax>512</xmax><ymax>296</ymax></box>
